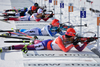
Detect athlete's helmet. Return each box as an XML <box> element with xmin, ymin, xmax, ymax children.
<box><xmin>65</xmin><ymin>28</ymin><xmax>76</xmax><ymax>37</ymax></box>
<box><xmin>51</xmin><ymin>19</ymin><xmax>60</xmax><ymax>27</ymax></box>
<box><xmin>19</xmin><ymin>29</ymin><xmax>26</xmax><ymax>32</ymax></box>
<box><xmin>34</xmin><ymin>3</ymin><xmax>39</xmax><ymax>7</ymax></box>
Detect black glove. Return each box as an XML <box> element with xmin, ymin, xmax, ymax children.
<box><xmin>43</xmin><ymin>9</ymin><xmax>46</xmax><ymax>13</ymax></box>
<box><xmin>60</xmin><ymin>24</ymin><xmax>66</xmax><ymax>28</ymax></box>
<box><xmin>34</xmin><ymin>35</ymin><xmax>38</xmax><ymax>39</ymax></box>
<box><xmin>56</xmin><ymin>28</ymin><xmax>61</xmax><ymax>33</ymax></box>
<box><xmin>48</xmin><ymin>14</ymin><xmax>53</xmax><ymax>18</ymax></box>
<box><xmin>28</xmin><ymin>10</ymin><xmax>33</xmax><ymax>15</ymax></box>
<box><xmin>73</xmin><ymin>38</ymin><xmax>81</xmax><ymax>45</ymax></box>
<box><xmin>41</xmin><ymin>15</ymin><xmax>45</xmax><ymax>19</ymax></box>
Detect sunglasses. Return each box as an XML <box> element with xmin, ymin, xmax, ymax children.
<box><xmin>65</xmin><ymin>35</ymin><xmax>72</xmax><ymax>38</ymax></box>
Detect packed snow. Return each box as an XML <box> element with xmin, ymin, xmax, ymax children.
<box><xmin>0</xmin><ymin>0</ymin><xmax>100</xmax><ymax>67</ymax></box>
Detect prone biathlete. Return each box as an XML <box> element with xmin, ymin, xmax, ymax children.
<box><xmin>3</xmin><ymin>19</ymin><xmax>65</xmax><ymax>37</ymax></box>
<box><xmin>3</xmin><ymin>7</ymin><xmax>28</xmax><ymax>17</ymax></box>
<box><xmin>3</xmin><ymin>5</ymin><xmax>52</xmax><ymax>22</ymax></box>
<box><xmin>0</xmin><ymin>28</ymin><xmax>94</xmax><ymax>52</ymax></box>
<box><xmin>3</xmin><ymin>3</ymin><xmax>39</xmax><ymax>17</ymax></box>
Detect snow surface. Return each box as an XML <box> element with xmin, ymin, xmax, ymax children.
<box><xmin>0</xmin><ymin>0</ymin><xmax>100</xmax><ymax>67</ymax></box>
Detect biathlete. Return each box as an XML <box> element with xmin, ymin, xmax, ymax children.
<box><xmin>3</xmin><ymin>5</ymin><xmax>53</xmax><ymax>22</ymax></box>
<box><xmin>3</xmin><ymin>7</ymin><xmax>28</xmax><ymax>17</ymax></box>
<box><xmin>0</xmin><ymin>28</ymin><xmax>95</xmax><ymax>52</ymax></box>
<box><xmin>3</xmin><ymin>19</ymin><xmax>65</xmax><ymax>37</ymax></box>
<box><xmin>2</xmin><ymin>3</ymin><xmax>39</xmax><ymax>17</ymax></box>
<box><xmin>27</xmin><ymin>3</ymin><xmax>39</xmax><ymax>16</ymax></box>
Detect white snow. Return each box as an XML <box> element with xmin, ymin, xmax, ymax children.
<box><xmin>0</xmin><ymin>0</ymin><xmax>100</xmax><ymax>67</ymax></box>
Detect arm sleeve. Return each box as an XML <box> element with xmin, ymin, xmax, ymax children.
<box><xmin>74</xmin><ymin>42</ymin><xmax>88</xmax><ymax>51</ymax></box>
<box><xmin>30</xmin><ymin>6</ymin><xmax>32</xmax><ymax>10</ymax></box>
<box><xmin>56</xmin><ymin>37</ymin><xmax>74</xmax><ymax>52</ymax></box>
<box><xmin>45</xmin><ymin>25</ymin><xmax>57</xmax><ymax>36</ymax></box>
<box><xmin>59</xmin><ymin>30</ymin><xmax>65</xmax><ymax>35</ymax></box>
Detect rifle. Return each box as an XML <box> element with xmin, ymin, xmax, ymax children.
<box><xmin>55</xmin><ymin>24</ymin><xmax>87</xmax><ymax>33</ymax></box>
<box><xmin>60</xmin><ymin>23</ymin><xmax>87</xmax><ymax>28</ymax></box>
<box><xmin>75</xmin><ymin>36</ymin><xmax>99</xmax><ymax>43</ymax></box>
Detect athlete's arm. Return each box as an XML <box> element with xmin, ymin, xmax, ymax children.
<box><xmin>74</xmin><ymin>42</ymin><xmax>88</xmax><ymax>51</ymax></box>
<box><xmin>56</xmin><ymin>37</ymin><xmax>74</xmax><ymax>52</ymax></box>
<box><xmin>45</xmin><ymin>25</ymin><xmax>57</xmax><ymax>36</ymax></box>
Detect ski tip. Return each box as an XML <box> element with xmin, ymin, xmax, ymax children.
<box><xmin>2</xmin><ymin>13</ymin><xmax>7</xmax><ymax>15</ymax></box>
<box><xmin>0</xmin><ymin>19</ymin><xmax>10</xmax><ymax>24</ymax></box>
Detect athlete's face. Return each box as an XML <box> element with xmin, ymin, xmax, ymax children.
<box><xmin>64</xmin><ymin>35</ymin><xmax>74</xmax><ymax>42</ymax></box>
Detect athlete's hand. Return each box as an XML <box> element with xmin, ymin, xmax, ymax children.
<box><xmin>73</xmin><ymin>38</ymin><xmax>81</xmax><ymax>45</ymax></box>
<box><xmin>56</xmin><ymin>28</ymin><xmax>61</xmax><ymax>33</ymax></box>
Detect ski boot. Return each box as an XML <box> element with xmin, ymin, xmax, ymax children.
<box><xmin>0</xmin><ymin>48</ymin><xmax>2</xmax><ymax>53</ymax></box>
<box><xmin>1</xmin><ymin>33</ymin><xmax>11</xmax><ymax>36</ymax></box>
<box><xmin>1</xmin><ymin>46</ymin><xmax>12</xmax><ymax>52</ymax></box>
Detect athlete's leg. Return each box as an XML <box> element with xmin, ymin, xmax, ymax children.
<box><xmin>23</xmin><ymin>28</ymin><xmax>40</xmax><ymax>36</ymax></box>
<box><xmin>19</xmin><ymin>16</ymin><xmax>29</xmax><ymax>21</ymax></box>
<box><xmin>35</xmin><ymin>19</ymin><xmax>41</xmax><ymax>22</ymax></box>
<box><xmin>8</xmin><ymin>17</ymin><xmax>20</xmax><ymax>21</ymax></box>
<box><xmin>42</xmin><ymin>17</ymin><xmax>49</xmax><ymax>21</ymax></box>
<box><xmin>12</xmin><ymin>44</ymin><xmax>35</xmax><ymax>50</ymax></box>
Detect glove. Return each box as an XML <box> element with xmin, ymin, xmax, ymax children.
<box><xmin>48</xmin><ymin>14</ymin><xmax>53</xmax><ymax>18</ymax></box>
<box><xmin>28</xmin><ymin>10</ymin><xmax>33</xmax><ymax>15</ymax></box>
<box><xmin>73</xmin><ymin>38</ymin><xmax>81</xmax><ymax>45</ymax></box>
<box><xmin>60</xmin><ymin>24</ymin><xmax>65</xmax><ymax>27</ymax></box>
<box><xmin>43</xmin><ymin>9</ymin><xmax>46</xmax><ymax>13</ymax></box>
<box><xmin>41</xmin><ymin>15</ymin><xmax>45</xmax><ymax>19</ymax></box>
<box><xmin>34</xmin><ymin>35</ymin><xmax>38</xmax><ymax>39</ymax></box>
<box><xmin>56</xmin><ymin>28</ymin><xmax>61</xmax><ymax>33</ymax></box>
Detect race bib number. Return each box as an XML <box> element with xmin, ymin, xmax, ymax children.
<box><xmin>34</xmin><ymin>43</ymin><xmax>44</xmax><ymax>50</ymax></box>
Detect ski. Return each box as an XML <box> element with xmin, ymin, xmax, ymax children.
<box><xmin>0</xmin><ymin>30</ymin><xmax>14</xmax><ymax>32</ymax></box>
<box><xmin>4</xmin><ymin>40</ymin><xmax>30</xmax><ymax>43</ymax></box>
<box><xmin>0</xmin><ymin>19</ymin><xmax>10</xmax><ymax>23</ymax></box>
<box><xmin>8</xmin><ymin>32</ymin><xmax>33</xmax><ymax>38</ymax></box>
<box><xmin>0</xmin><ymin>29</ymin><xmax>20</xmax><ymax>32</ymax></box>
<box><xmin>0</xmin><ymin>35</ymin><xmax>31</xmax><ymax>40</ymax></box>
<box><xmin>0</xmin><ymin>15</ymin><xmax>4</xmax><ymax>17</ymax></box>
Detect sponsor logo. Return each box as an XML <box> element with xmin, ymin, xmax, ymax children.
<box><xmin>26</xmin><ymin>54</ymin><xmax>55</xmax><ymax>56</ymax></box>
<box><xmin>28</xmin><ymin>63</ymin><xmax>60</xmax><ymax>66</ymax></box>
<box><xmin>25</xmin><ymin>63</ymin><xmax>100</xmax><ymax>66</ymax></box>
<box><xmin>25</xmin><ymin>53</ymin><xmax>93</xmax><ymax>57</ymax></box>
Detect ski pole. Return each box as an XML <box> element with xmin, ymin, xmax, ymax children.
<box><xmin>4</xmin><ymin>41</ymin><xmax>30</xmax><ymax>43</ymax></box>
